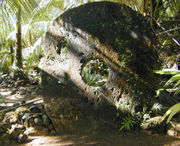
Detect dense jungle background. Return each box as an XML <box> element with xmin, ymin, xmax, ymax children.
<box><xmin>0</xmin><ymin>0</ymin><xmax>180</xmax><ymax>145</ymax></box>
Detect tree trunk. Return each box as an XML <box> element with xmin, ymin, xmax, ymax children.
<box><xmin>10</xmin><ymin>44</ymin><xmax>14</xmax><ymax>65</ymax></box>
<box><xmin>16</xmin><ymin>6</ymin><xmax>23</xmax><ymax>69</ymax></box>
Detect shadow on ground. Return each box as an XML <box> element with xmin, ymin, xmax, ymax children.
<box><xmin>20</xmin><ymin>131</ymin><xmax>180</xmax><ymax>146</ymax></box>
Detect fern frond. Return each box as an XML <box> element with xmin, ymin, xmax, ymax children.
<box><xmin>119</xmin><ymin>114</ymin><xmax>136</xmax><ymax>131</ymax></box>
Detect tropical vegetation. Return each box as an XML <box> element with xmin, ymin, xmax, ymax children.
<box><xmin>0</xmin><ymin>0</ymin><xmax>180</xmax><ymax>130</ymax></box>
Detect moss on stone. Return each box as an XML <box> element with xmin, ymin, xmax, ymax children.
<box><xmin>40</xmin><ymin>1</ymin><xmax>160</xmax><ymax>133</ymax></box>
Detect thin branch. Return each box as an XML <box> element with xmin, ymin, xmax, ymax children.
<box><xmin>0</xmin><ymin>98</ymin><xmax>43</xmax><ymax>113</ymax></box>
<box><xmin>155</xmin><ymin>21</ymin><xmax>180</xmax><ymax>48</ymax></box>
<box><xmin>157</xmin><ymin>27</ymin><xmax>180</xmax><ymax>35</ymax></box>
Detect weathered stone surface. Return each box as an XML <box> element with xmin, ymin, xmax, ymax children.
<box><xmin>167</xmin><ymin>122</ymin><xmax>180</xmax><ymax>138</ymax></box>
<box><xmin>3</xmin><ymin>111</ymin><xmax>19</xmax><ymax>124</ymax></box>
<box><xmin>15</xmin><ymin>106</ymin><xmax>29</xmax><ymax>117</ymax></box>
<box><xmin>39</xmin><ymin>2</ymin><xmax>159</xmax><ymax>133</ymax></box>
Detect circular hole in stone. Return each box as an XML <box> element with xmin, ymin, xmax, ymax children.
<box><xmin>81</xmin><ymin>58</ymin><xmax>109</xmax><ymax>87</ymax></box>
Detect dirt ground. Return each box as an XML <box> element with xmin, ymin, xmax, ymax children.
<box><xmin>0</xmin><ymin>76</ymin><xmax>180</xmax><ymax>146</ymax></box>
<box><xmin>20</xmin><ymin>132</ymin><xmax>180</xmax><ymax>146</ymax></box>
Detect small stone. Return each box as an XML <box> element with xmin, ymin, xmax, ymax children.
<box><xmin>24</xmin><ymin>127</ymin><xmax>35</xmax><ymax>136</ymax></box>
<box><xmin>170</xmin><ymin>122</ymin><xmax>180</xmax><ymax>132</ymax></box>
<box><xmin>18</xmin><ymin>134</ymin><xmax>28</xmax><ymax>143</ymax></box>
<box><xmin>25</xmin><ymin>126</ymin><xmax>49</xmax><ymax>136</ymax></box>
<box><xmin>3</xmin><ymin>112</ymin><xmax>13</xmax><ymax>123</ymax></box>
<box><xmin>13</xmin><ymin>103</ymin><xmax>20</xmax><ymax>107</ymax></box>
<box><xmin>9</xmin><ymin>115</ymin><xmax>18</xmax><ymax>124</ymax></box>
<box><xmin>16</xmin><ymin>106</ymin><xmax>29</xmax><ymax>117</ymax></box>
<box><xmin>42</xmin><ymin>114</ymin><xmax>50</xmax><ymax>126</ymax></box>
<box><xmin>21</xmin><ymin>113</ymin><xmax>32</xmax><ymax>123</ymax></box>
<box><xmin>14</xmin><ymin>82</ymin><xmax>18</xmax><ymax>87</ymax></box>
<box><xmin>24</xmin><ymin>116</ymin><xmax>33</xmax><ymax>128</ymax></box>
<box><xmin>7</xmin><ymin>84</ymin><xmax>12</xmax><ymax>88</ymax></box>
<box><xmin>16</xmin><ymin>124</ymin><xmax>25</xmax><ymax>130</ymax></box>
<box><xmin>167</xmin><ymin>129</ymin><xmax>178</xmax><ymax>138</ymax></box>
<box><xmin>34</xmin><ymin>117</ymin><xmax>42</xmax><ymax>125</ymax></box>
<box><xmin>19</xmin><ymin>87</ymin><xmax>25</xmax><ymax>90</ymax></box>
<box><xmin>29</xmin><ymin>105</ymin><xmax>41</xmax><ymax>113</ymax></box>
<box><xmin>9</xmin><ymin>72</ymin><xmax>14</xmax><ymax>78</ymax></box>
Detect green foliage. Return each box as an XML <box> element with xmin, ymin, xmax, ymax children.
<box><xmin>154</xmin><ymin>70</ymin><xmax>180</xmax><ymax>75</ymax></box>
<box><xmin>119</xmin><ymin>114</ymin><xmax>136</xmax><ymax>131</ymax></box>
<box><xmin>155</xmin><ymin>70</ymin><xmax>180</xmax><ymax>96</ymax></box>
<box><xmin>23</xmin><ymin>47</ymin><xmax>43</xmax><ymax>73</ymax></box>
<box><xmin>81</xmin><ymin>59</ymin><xmax>109</xmax><ymax>87</ymax></box>
<box><xmin>165</xmin><ymin>73</ymin><xmax>180</xmax><ymax>96</ymax></box>
<box><xmin>155</xmin><ymin>70</ymin><xmax>180</xmax><ymax>123</ymax></box>
<box><xmin>151</xmin><ymin>103</ymin><xmax>163</xmax><ymax>112</ymax></box>
<box><xmin>0</xmin><ymin>0</ymin><xmax>63</xmax><ymax>73</ymax></box>
<box><xmin>161</xmin><ymin>103</ymin><xmax>180</xmax><ymax>123</ymax></box>
<box><xmin>0</xmin><ymin>48</ymin><xmax>13</xmax><ymax>73</ymax></box>
<box><xmin>23</xmin><ymin>37</ymin><xmax>44</xmax><ymax>64</ymax></box>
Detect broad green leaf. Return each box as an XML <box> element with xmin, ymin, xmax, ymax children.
<box><xmin>161</xmin><ymin>103</ymin><xmax>180</xmax><ymax>123</ymax></box>
<box><xmin>174</xmin><ymin>88</ymin><xmax>180</xmax><ymax>96</ymax></box>
<box><xmin>154</xmin><ymin>70</ymin><xmax>180</xmax><ymax>75</ymax></box>
<box><xmin>165</xmin><ymin>74</ymin><xmax>180</xmax><ymax>86</ymax></box>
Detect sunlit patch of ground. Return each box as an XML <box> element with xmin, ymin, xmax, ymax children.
<box><xmin>18</xmin><ymin>132</ymin><xmax>180</xmax><ymax>146</ymax></box>
<box><xmin>20</xmin><ymin>136</ymin><xmax>74</xmax><ymax>146</ymax></box>
<box><xmin>0</xmin><ymin>89</ymin><xmax>12</xmax><ymax>96</ymax></box>
<box><xmin>0</xmin><ymin>83</ymin><xmax>43</xmax><ymax>109</ymax></box>
<box><xmin>0</xmin><ymin>88</ymin><xmax>20</xmax><ymax>107</ymax></box>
